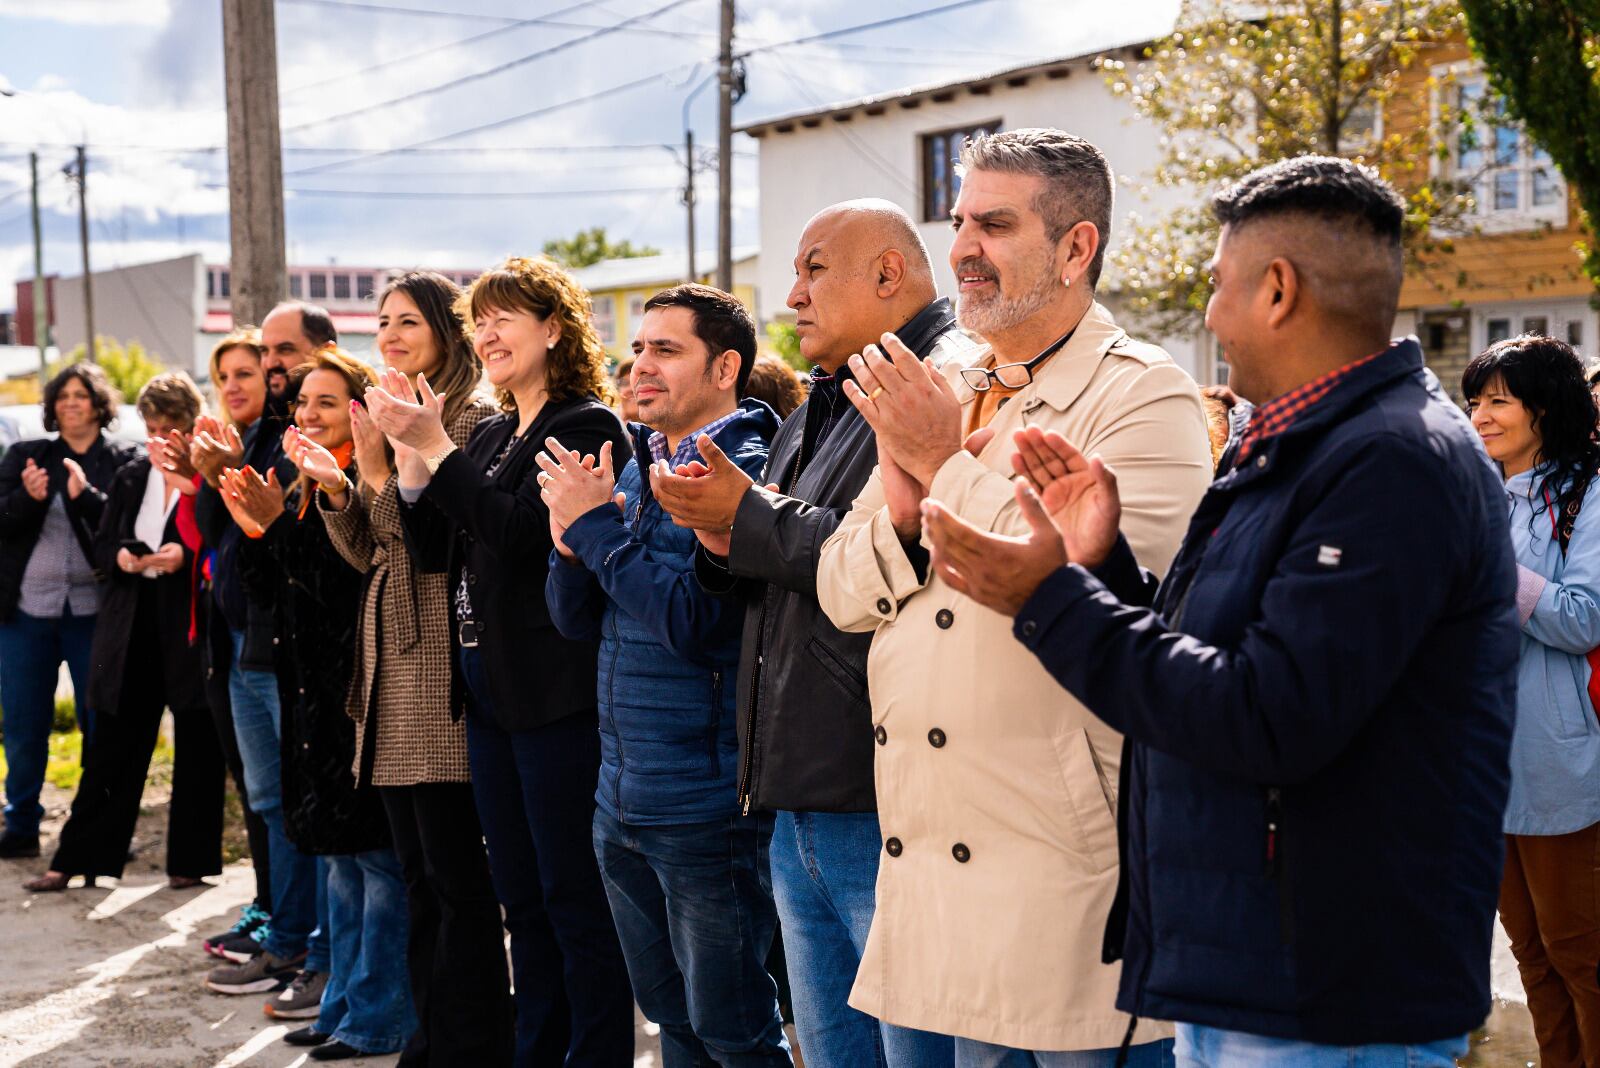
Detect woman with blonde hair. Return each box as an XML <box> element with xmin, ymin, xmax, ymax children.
<box><xmin>310</xmin><ymin>270</ymin><xmax>509</xmax><ymax>1065</ymax></box>
<box><xmin>226</xmin><ymin>348</ymin><xmax>415</xmax><ymax>1059</ymax></box>
<box><xmin>368</xmin><ymin>256</ymin><xmax>635</xmax><ymax>1065</ymax></box>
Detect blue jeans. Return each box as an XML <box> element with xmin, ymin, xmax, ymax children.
<box><xmin>0</xmin><ymin>608</ymin><xmax>95</xmax><ymax>837</ymax></box>
<box><xmin>228</xmin><ymin>629</ymin><xmax>321</xmax><ymax>962</ymax></box>
<box><xmin>770</xmin><ymin>810</ymin><xmax>954</xmax><ymax>1068</ymax></box>
<box><xmin>593</xmin><ymin>807</ymin><xmax>791</xmax><ymax>1068</ymax></box>
<box><xmin>954</xmin><ymin>1038</ymin><xmax>1173</xmax><ymax>1067</ymax></box>
<box><xmin>1174</xmin><ymin>1026</ymin><xmax>1469</xmax><ymax>1067</ymax></box>
<box><xmin>461</xmin><ymin>645</ymin><xmax>634</xmax><ymax>1067</ymax></box>
<box><xmin>317</xmin><ymin>848</ymin><xmax>416</xmax><ymax>1054</ymax></box>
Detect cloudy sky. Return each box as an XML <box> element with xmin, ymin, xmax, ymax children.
<box><xmin>0</xmin><ymin>0</ymin><xmax>1180</xmax><ymax>310</ymax></box>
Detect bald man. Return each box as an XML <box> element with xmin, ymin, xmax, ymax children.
<box><xmin>653</xmin><ymin>200</ymin><xmax>975</xmax><ymax>1067</ymax></box>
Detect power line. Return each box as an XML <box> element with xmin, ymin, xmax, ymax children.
<box><xmin>285</xmin><ymin>62</ymin><xmax>696</xmax><ymax>176</ymax></box>
<box><xmin>0</xmin><ymin>141</ymin><xmax>680</xmax><ymax>155</ymax></box>
<box><xmin>276</xmin><ymin>185</ymin><xmax>680</xmax><ymax>200</ymax></box>
<box><xmin>738</xmin><ymin>0</ymin><xmax>1002</xmax><ymax>58</ymax></box>
<box><xmin>282</xmin><ymin>0</ymin><xmax>703</xmax><ymax>134</ymax></box>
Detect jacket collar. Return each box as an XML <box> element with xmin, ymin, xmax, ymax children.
<box><xmin>629</xmin><ymin>396</ymin><xmax>780</xmax><ymax>469</ymax></box>
<box><xmin>896</xmin><ymin>297</ymin><xmax>958</xmax><ymax>358</ymax></box>
<box><xmin>949</xmin><ymin>301</ymin><xmax>1127</xmax><ymax>415</ymax></box>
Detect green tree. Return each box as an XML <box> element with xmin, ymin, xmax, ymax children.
<box><xmin>57</xmin><ymin>337</ymin><xmax>166</xmax><ymax>400</ymax></box>
<box><xmin>542</xmin><ymin>226</ymin><xmax>661</xmax><ymax>269</ymax></box>
<box><xmin>765</xmin><ymin>321</ymin><xmax>808</xmax><ymax>371</ymax></box>
<box><xmin>1458</xmin><ymin>0</ymin><xmax>1600</xmax><ymax>290</ymax></box>
<box><xmin>1102</xmin><ymin>0</ymin><xmax>1472</xmax><ymax>334</ymax></box>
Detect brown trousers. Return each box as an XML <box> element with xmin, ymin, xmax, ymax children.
<box><xmin>1500</xmin><ymin>823</ymin><xmax>1600</xmax><ymax>1068</ymax></box>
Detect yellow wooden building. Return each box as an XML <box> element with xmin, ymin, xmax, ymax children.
<box><xmin>570</xmin><ymin>248</ymin><xmax>762</xmax><ymax>364</ymax></box>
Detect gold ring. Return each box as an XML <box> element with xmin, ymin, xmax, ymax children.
<box><xmin>868</xmin><ymin>386</ymin><xmax>885</xmax><ymax>400</ymax></box>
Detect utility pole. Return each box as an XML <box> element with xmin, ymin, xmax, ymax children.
<box><xmin>29</xmin><ymin>152</ymin><xmax>47</xmax><ymax>379</ymax></box>
<box><xmin>715</xmin><ymin>0</ymin><xmax>734</xmax><ymax>292</ymax></box>
<box><xmin>222</xmin><ymin>0</ymin><xmax>287</xmax><ymax>330</ymax></box>
<box><xmin>684</xmin><ymin>128</ymin><xmax>697</xmax><ymax>281</ymax></box>
<box><xmin>73</xmin><ymin>145</ymin><xmax>94</xmax><ymax>362</ymax></box>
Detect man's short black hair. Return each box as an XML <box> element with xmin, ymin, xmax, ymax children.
<box><xmin>1212</xmin><ymin>155</ymin><xmax>1406</xmax><ymax>243</ymax></box>
<box><xmin>642</xmin><ymin>284</ymin><xmax>757</xmax><ymax>396</ymax></box>
<box><xmin>276</xmin><ymin>301</ymin><xmax>337</xmax><ymax>347</ymax></box>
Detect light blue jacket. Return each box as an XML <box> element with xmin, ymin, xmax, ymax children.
<box><xmin>1504</xmin><ymin>466</ymin><xmax>1600</xmax><ymax>835</ymax></box>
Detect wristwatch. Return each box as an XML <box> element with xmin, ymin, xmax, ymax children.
<box><xmin>422</xmin><ymin>445</ymin><xmax>456</xmax><ymax>476</ymax></box>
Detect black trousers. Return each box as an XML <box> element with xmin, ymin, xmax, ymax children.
<box><xmin>381</xmin><ymin>781</ymin><xmax>515</xmax><ymax>1067</ymax></box>
<box><xmin>52</xmin><ymin>593</ymin><xmax>225</xmax><ymax>879</ymax></box>
<box><xmin>204</xmin><ymin>608</ymin><xmax>272</xmax><ymax>910</ymax></box>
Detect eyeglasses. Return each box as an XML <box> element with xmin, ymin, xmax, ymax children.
<box><xmin>959</xmin><ymin>327</ymin><xmax>1077</xmax><ymax>393</ymax></box>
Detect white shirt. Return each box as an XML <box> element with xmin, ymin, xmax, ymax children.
<box><xmin>134</xmin><ymin>463</ymin><xmax>178</xmax><ymax>579</ymax></box>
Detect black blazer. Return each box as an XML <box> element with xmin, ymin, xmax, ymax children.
<box><xmin>86</xmin><ymin>458</ymin><xmax>206</xmax><ymax>715</ymax></box>
<box><xmin>0</xmin><ymin>434</ymin><xmax>141</xmax><ymax>623</ymax></box>
<box><xmin>399</xmin><ymin>395</ymin><xmax>632</xmax><ymax>732</ymax></box>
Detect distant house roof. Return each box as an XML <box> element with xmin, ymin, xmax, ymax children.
<box><xmin>571</xmin><ymin>247</ymin><xmax>759</xmax><ymax>293</ymax></box>
<box><xmin>737</xmin><ymin>43</ymin><xmax>1153</xmax><ymax>138</ymax></box>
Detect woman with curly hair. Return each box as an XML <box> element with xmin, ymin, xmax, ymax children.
<box><xmin>370</xmin><ymin>256</ymin><xmax>635</xmax><ymax>1066</ymax></box>
<box><xmin>1464</xmin><ymin>334</ymin><xmax>1600</xmax><ymax>1068</ymax></box>
<box><xmin>0</xmin><ymin>362</ymin><xmax>139</xmax><ymax>858</ymax></box>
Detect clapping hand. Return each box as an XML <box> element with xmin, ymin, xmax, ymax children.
<box><xmin>841</xmin><ymin>332</ymin><xmax>963</xmax><ymax>486</ymax></box>
<box><xmin>921</xmin><ymin>480</ymin><xmax>1067</xmax><ymax>618</ymax></box>
<box><xmin>283</xmin><ymin>426</ymin><xmax>347</xmax><ymax>499</ymax></box>
<box><xmin>536</xmin><ymin>438</ymin><xmax>622</xmax><ymax>559</ymax></box>
<box><xmin>151</xmin><ymin>428</ymin><xmax>198</xmax><ymax>481</ymax></box>
<box><xmin>61</xmin><ymin>457</ymin><xmax>89</xmax><ymax>500</ymax></box>
<box><xmin>1009</xmin><ymin>428</ymin><xmax>1120</xmax><ymax>570</ymax></box>
<box><xmin>649</xmin><ymin>433</ymin><xmax>755</xmax><ymax>533</ymax></box>
<box><xmin>348</xmin><ymin>400</ymin><xmax>392</xmax><ymax>492</ymax></box>
<box><xmin>20</xmin><ymin>458</ymin><xmax>49</xmax><ymax>501</ymax></box>
<box><xmin>219</xmin><ymin>465</ymin><xmax>285</xmax><ymax>536</ymax></box>
<box><xmin>191</xmin><ymin>416</ymin><xmax>245</xmax><ymax>486</ymax></box>
<box><xmin>365</xmin><ymin>369</ymin><xmax>452</xmax><ymax>456</ymax></box>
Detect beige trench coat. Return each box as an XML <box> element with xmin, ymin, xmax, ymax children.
<box><xmin>816</xmin><ymin>302</ymin><xmax>1213</xmax><ymax>1050</ymax></box>
<box><xmin>320</xmin><ymin>395</ymin><xmax>498</xmax><ymax>787</ymax></box>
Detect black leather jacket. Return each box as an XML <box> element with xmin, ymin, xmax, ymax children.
<box><xmin>696</xmin><ymin>298</ymin><xmax>974</xmax><ymax>813</ymax></box>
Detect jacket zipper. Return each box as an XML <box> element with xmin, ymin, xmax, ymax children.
<box><xmin>606</xmin><ymin>620</ymin><xmax>625</xmax><ymax>820</ymax></box>
<box><xmin>1265</xmin><ymin>785</ymin><xmax>1294</xmax><ymax>944</ymax></box>
<box><xmin>736</xmin><ymin>436</ymin><xmax>806</xmax><ymax>816</ymax></box>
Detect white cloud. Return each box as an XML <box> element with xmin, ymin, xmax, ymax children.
<box><xmin>0</xmin><ymin>0</ymin><xmax>170</xmax><ymax>27</ymax></box>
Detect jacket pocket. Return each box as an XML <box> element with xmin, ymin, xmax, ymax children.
<box><xmin>1053</xmin><ymin>727</ymin><xmax>1120</xmax><ymax>874</ymax></box>
<box><xmin>805</xmin><ymin>635</ymin><xmax>867</xmax><ymax>699</ymax></box>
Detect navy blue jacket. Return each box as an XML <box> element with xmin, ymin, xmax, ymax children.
<box><xmin>1011</xmin><ymin>340</ymin><xmax>1517</xmax><ymax>1043</ymax></box>
<box><xmin>547</xmin><ymin>399</ymin><xmax>778</xmax><ymax>825</ymax></box>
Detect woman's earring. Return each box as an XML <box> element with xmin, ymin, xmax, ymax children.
<box><xmin>547</xmin><ymin>339</ymin><xmax>557</xmax><ymax>350</ymax></box>
<box><xmin>1062</xmin><ymin>274</ymin><xmax>1072</xmax><ymax>289</ymax></box>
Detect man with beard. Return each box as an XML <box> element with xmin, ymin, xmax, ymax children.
<box><xmin>260</xmin><ymin>302</ymin><xmax>336</xmax><ymax>409</ymax></box>
<box><xmin>815</xmin><ymin>128</ymin><xmax>1213</xmax><ymax>1064</ymax></box>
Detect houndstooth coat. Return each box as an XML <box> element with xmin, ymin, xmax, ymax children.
<box><xmin>321</xmin><ymin>395</ymin><xmax>498</xmax><ymax>787</ymax></box>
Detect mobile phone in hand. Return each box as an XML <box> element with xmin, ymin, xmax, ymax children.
<box><xmin>119</xmin><ymin>538</ymin><xmax>155</xmax><ymax>557</ymax></box>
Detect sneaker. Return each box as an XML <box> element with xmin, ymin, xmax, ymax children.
<box><xmin>205</xmin><ymin>950</ymin><xmax>306</xmax><ymax>995</ymax></box>
<box><xmin>213</xmin><ymin>923</ymin><xmax>270</xmax><ymax>964</ymax></box>
<box><xmin>202</xmin><ymin>904</ymin><xmax>269</xmax><ymax>958</ymax></box>
<box><xmin>264</xmin><ymin>969</ymin><xmax>328</xmax><ymax>1020</ymax></box>
<box><xmin>283</xmin><ymin>1026</ymin><xmax>330</xmax><ymax>1048</ymax></box>
<box><xmin>0</xmin><ymin>833</ymin><xmax>40</xmax><ymax>859</ymax></box>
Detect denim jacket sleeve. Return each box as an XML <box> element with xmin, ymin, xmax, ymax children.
<box><xmin>1522</xmin><ymin>480</ymin><xmax>1600</xmax><ymax>655</ymax></box>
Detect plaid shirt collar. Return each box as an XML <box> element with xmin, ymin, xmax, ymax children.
<box><xmin>648</xmin><ymin>408</ymin><xmax>744</xmax><ymax>468</ymax></box>
<box><xmin>1234</xmin><ymin>346</ymin><xmax>1390</xmax><ymax>464</ymax></box>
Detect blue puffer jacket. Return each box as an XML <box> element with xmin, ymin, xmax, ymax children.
<box><xmin>1012</xmin><ymin>340</ymin><xmax>1518</xmax><ymax>1044</ymax></box>
<box><xmin>547</xmin><ymin>398</ymin><xmax>778</xmax><ymax>825</ymax></box>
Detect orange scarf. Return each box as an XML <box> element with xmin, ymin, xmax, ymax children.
<box><xmin>296</xmin><ymin>440</ymin><xmax>355</xmax><ymax>520</ymax></box>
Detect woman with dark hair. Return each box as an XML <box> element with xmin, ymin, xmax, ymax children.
<box><xmin>314</xmin><ymin>270</ymin><xmax>508</xmax><ymax>1066</ymax></box>
<box><xmin>226</xmin><ymin>349</ymin><xmax>415</xmax><ymax>1061</ymax></box>
<box><xmin>1464</xmin><ymin>334</ymin><xmax>1600</xmax><ymax>1068</ymax></box>
<box><xmin>369</xmin><ymin>256</ymin><xmax>635</xmax><ymax>1067</ymax></box>
<box><xmin>24</xmin><ymin>372</ymin><xmax>225</xmax><ymax>892</ymax></box>
<box><xmin>0</xmin><ymin>361</ymin><xmax>139</xmax><ymax>859</ymax></box>
<box><xmin>744</xmin><ymin>354</ymin><xmax>807</xmax><ymax>420</ymax></box>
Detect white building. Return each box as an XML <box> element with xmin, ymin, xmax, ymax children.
<box><xmin>738</xmin><ymin>49</ymin><xmax>1218</xmax><ymax>381</ymax></box>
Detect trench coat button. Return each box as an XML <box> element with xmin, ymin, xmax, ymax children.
<box><xmin>952</xmin><ymin>842</ymin><xmax>970</xmax><ymax>863</ymax></box>
<box><xmin>885</xmin><ymin>837</ymin><xmax>903</xmax><ymax>857</ymax></box>
<box><xmin>876</xmin><ymin>597</ymin><xmax>892</xmax><ymax>615</ymax></box>
<box><xmin>928</xmin><ymin>728</ymin><xmax>946</xmax><ymax>748</ymax></box>
<box><xmin>935</xmin><ymin>608</ymin><xmax>954</xmax><ymax>630</ymax></box>
<box><xmin>874</xmin><ymin>725</ymin><xmax>887</xmax><ymax>746</ymax></box>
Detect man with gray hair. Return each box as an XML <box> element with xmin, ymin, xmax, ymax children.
<box><xmin>816</xmin><ymin>129</ymin><xmax>1212</xmax><ymax>1063</ymax></box>
<box><xmin>651</xmin><ymin>198</ymin><xmax>973</xmax><ymax>1067</ymax></box>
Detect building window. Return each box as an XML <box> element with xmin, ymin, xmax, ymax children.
<box><xmin>309</xmin><ymin>272</ymin><xmax>327</xmax><ymax>299</ymax></box>
<box><xmin>333</xmin><ymin>273</ymin><xmax>351</xmax><ymax>300</ymax></box>
<box><xmin>921</xmin><ymin>120</ymin><xmax>1001</xmax><ymax>223</ymax></box>
<box><xmin>219</xmin><ymin>270</ymin><xmax>230</xmax><ymax>298</ymax></box>
<box><xmin>206</xmin><ymin>271</ymin><xmax>215</xmax><ymax>299</ymax></box>
<box><xmin>592</xmin><ymin>295</ymin><xmax>616</xmax><ymax>346</ymax></box>
<box><xmin>289</xmin><ymin>274</ymin><xmax>303</xmax><ymax>298</ymax></box>
<box><xmin>628</xmin><ymin>295</ymin><xmax>646</xmax><ymax>323</ymax></box>
<box><xmin>1454</xmin><ymin>77</ymin><xmax>1566</xmax><ymax>226</ymax></box>
<box><xmin>356</xmin><ymin>273</ymin><xmax>375</xmax><ymax>300</ymax></box>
